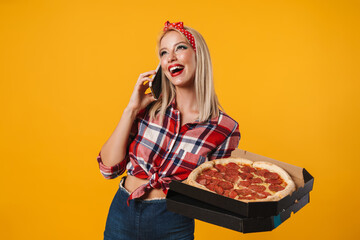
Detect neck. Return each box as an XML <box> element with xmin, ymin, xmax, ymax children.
<box><xmin>174</xmin><ymin>87</ymin><xmax>199</xmax><ymax>114</ymax></box>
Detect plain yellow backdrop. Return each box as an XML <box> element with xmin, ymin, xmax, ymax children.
<box><xmin>1</xmin><ymin>0</ymin><xmax>359</xmax><ymax>239</ymax></box>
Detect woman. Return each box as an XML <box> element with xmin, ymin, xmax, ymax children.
<box><xmin>97</xmin><ymin>21</ymin><xmax>240</xmax><ymax>240</ymax></box>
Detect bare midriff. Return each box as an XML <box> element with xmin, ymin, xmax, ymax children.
<box><xmin>124</xmin><ymin>175</ymin><xmax>166</xmax><ymax>199</ymax></box>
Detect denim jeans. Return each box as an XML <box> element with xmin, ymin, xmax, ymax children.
<box><xmin>104</xmin><ymin>178</ymin><xmax>194</xmax><ymax>240</ymax></box>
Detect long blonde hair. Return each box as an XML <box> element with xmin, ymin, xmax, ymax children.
<box><xmin>149</xmin><ymin>26</ymin><xmax>222</xmax><ymax>123</ymax></box>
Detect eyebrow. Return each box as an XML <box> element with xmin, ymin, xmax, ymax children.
<box><xmin>159</xmin><ymin>41</ymin><xmax>189</xmax><ymax>53</ymax></box>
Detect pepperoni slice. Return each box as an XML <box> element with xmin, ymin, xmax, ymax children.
<box><xmin>226</xmin><ymin>162</ymin><xmax>240</xmax><ymax>170</ymax></box>
<box><xmin>206</xmin><ymin>183</ymin><xmax>216</xmax><ymax>191</ymax></box>
<box><xmin>248</xmin><ymin>185</ymin><xmax>266</xmax><ymax>192</ymax></box>
<box><xmin>224</xmin><ymin>174</ymin><xmax>239</xmax><ymax>183</ymax></box>
<box><xmin>260</xmin><ymin>191</ymin><xmax>271</xmax><ymax>197</ymax></box>
<box><xmin>247</xmin><ymin>173</ymin><xmax>253</xmax><ymax>179</ymax></box>
<box><xmin>202</xmin><ymin>169</ymin><xmax>210</xmax><ymax>175</ymax></box>
<box><xmin>265</xmin><ymin>178</ymin><xmax>283</xmax><ymax>184</ymax></box>
<box><xmin>255</xmin><ymin>169</ymin><xmax>269</xmax><ymax>177</ymax></box>
<box><xmin>195</xmin><ymin>177</ymin><xmax>202</xmax><ymax>184</ymax></box>
<box><xmin>239</xmin><ymin>172</ymin><xmax>253</xmax><ymax>180</ymax></box>
<box><xmin>214</xmin><ymin>185</ymin><xmax>224</xmax><ymax>195</ymax></box>
<box><xmin>197</xmin><ymin>178</ymin><xmax>209</xmax><ymax>185</ymax></box>
<box><xmin>236</xmin><ymin>188</ymin><xmax>252</xmax><ymax>196</ymax></box>
<box><xmin>229</xmin><ymin>189</ymin><xmax>238</xmax><ymax>199</ymax></box>
<box><xmin>250</xmin><ymin>192</ymin><xmax>261</xmax><ymax>198</ymax></box>
<box><xmin>239</xmin><ymin>173</ymin><xmax>247</xmax><ymax>180</ymax></box>
<box><xmin>196</xmin><ymin>176</ymin><xmax>210</xmax><ymax>184</ymax></box>
<box><xmin>203</xmin><ymin>169</ymin><xmax>218</xmax><ymax>177</ymax></box>
<box><xmin>240</xmin><ymin>165</ymin><xmax>252</xmax><ymax>173</ymax></box>
<box><xmin>252</xmin><ymin>191</ymin><xmax>272</xmax><ymax>199</ymax></box>
<box><xmin>210</xmin><ymin>179</ymin><xmax>221</xmax><ymax>185</ymax></box>
<box><xmin>239</xmin><ymin>180</ymin><xmax>251</xmax><ymax>187</ymax></box>
<box><xmin>214</xmin><ymin>172</ymin><xmax>224</xmax><ymax>179</ymax></box>
<box><xmin>251</xmin><ymin>178</ymin><xmax>263</xmax><ymax>183</ymax></box>
<box><xmin>223</xmin><ymin>190</ymin><xmax>230</xmax><ymax>197</ymax></box>
<box><xmin>202</xmin><ymin>174</ymin><xmax>212</xmax><ymax>179</ymax></box>
<box><xmin>256</xmin><ymin>193</ymin><xmax>268</xmax><ymax>199</ymax></box>
<box><xmin>225</xmin><ymin>168</ymin><xmax>239</xmax><ymax>176</ymax></box>
<box><xmin>264</xmin><ymin>172</ymin><xmax>280</xmax><ymax>180</ymax></box>
<box><xmin>218</xmin><ymin>181</ymin><xmax>233</xmax><ymax>190</ymax></box>
<box><xmin>269</xmin><ymin>184</ymin><xmax>285</xmax><ymax>192</ymax></box>
<box><xmin>249</xmin><ymin>166</ymin><xmax>256</xmax><ymax>172</ymax></box>
<box><xmin>215</xmin><ymin>164</ymin><xmax>226</xmax><ymax>173</ymax></box>
<box><xmin>238</xmin><ymin>196</ymin><xmax>256</xmax><ymax>200</ymax></box>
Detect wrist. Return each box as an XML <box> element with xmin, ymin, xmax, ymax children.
<box><xmin>124</xmin><ymin>105</ymin><xmax>140</xmax><ymax>118</ymax></box>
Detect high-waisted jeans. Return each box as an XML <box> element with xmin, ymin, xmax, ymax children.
<box><xmin>104</xmin><ymin>178</ymin><xmax>195</xmax><ymax>240</ymax></box>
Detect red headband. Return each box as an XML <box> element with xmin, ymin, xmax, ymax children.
<box><xmin>163</xmin><ymin>21</ymin><xmax>196</xmax><ymax>52</ymax></box>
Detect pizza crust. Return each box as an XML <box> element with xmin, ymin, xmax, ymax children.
<box><xmin>187</xmin><ymin>161</ymin><xmax>215</xmax><ymax>192</ymax></box>
<box><xmin>212</xmin><ymin>157</ymin><xmax>253</xmax><ymax>166</ymax></box>
<box><xmin>186</xmin><ymin>158</ymin><xmax>296</xmax><ymax>202</ymax></box>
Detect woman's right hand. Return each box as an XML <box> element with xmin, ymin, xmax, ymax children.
<box><xmin>100</xmin><ymin>70</ymin><xmax>157</xmax><ymax>168</ymax></box>
<box><xmin>127</xmin><ymin>70</ymin><xmax>157</xmax><ymax>114</ymax></box>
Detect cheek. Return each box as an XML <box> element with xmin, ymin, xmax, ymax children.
<box><xmin>181</xmin><ymin>53</ymin><xmax>196</xmax><ymax>68</ymax></box>
<box><xmin>160</xmin><ymin>60</ymin><xmax>167</xmax><ymax>73</ymax></box>
<box><xmin>188</xmin><ymin>55</ymin><xmax>196</xmax><ymax>72</ymax></box>
<box><xmin>191</xmin><ymin>56</ymin><xmax>196</xmax><ymax>68</ymax></box>
<box><xmin>161</xmin><ymin>64</ymin><xmax>171</xmax><ymax>79</ymax></box>
<box><xmin>188</xmin><ymin>51</ymin><xmax>196</xmax><ymax>67</ymax></box>
<box><xmin>160</xmin><ymin>58</ymin><xmax>166</xmax><ymax>68</ymax></box>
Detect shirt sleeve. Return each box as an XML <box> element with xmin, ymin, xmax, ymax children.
<box><xmin>97</xmin><ymin>152</ymin><xmax>128</xmax><ymax>179</ymax></box>
<box><xmin>96</xmin><ymin>108</ymin><xmax>146</xmax><ymax>179</ymax></box>
<box><xmin>208</xmin><ymin>122</ymin><xmax>241</xmax><ymax>160</ymax></box>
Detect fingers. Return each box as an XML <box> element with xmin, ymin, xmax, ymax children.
<box><xmin>135</xmin><ymin>70</ymin><xmax>157</xmax><ymax>92</ymax></box>
<box><xmin>128</xmin><ymin>70</ymin><xmax>157</xmax><ymax>111</ymax></box>
<box><xmin>144</xmin><ymin>92</ymin><xmax>156</xmax><ymax>103</ymax></box>
<box><xmin>138</xmin><ymin>80</ymin><xmax>150</xmax><ymax>91</ymax></box>
<box><xmin>140</xmin><ymin>70</ymin><xmax>157</xmax><ymax>77</ymax></box>
<box><xmin>137</xmin><ymin>70</ymin><xmax>156</xmax><ymax>83</ymax></box>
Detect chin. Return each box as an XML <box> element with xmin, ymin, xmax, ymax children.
<box><xmin>173</xmin><ymin>79</ymin><xmax>194</xmax><ymax>88</ymax></box>
<box><xmin>166</xmin><ymin>72</ymin><xmax>195</xmax><ymax>88</ymax></box>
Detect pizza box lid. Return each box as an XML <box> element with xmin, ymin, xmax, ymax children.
<box><xmin>167</xmin><ymin>148</ymin><xmax>314</xmax><ymax>217</ymax></box>
<box><xmin>166</xmin><ymin>189</ymin><xmax>310</xmax><ymax>233</ymax></box>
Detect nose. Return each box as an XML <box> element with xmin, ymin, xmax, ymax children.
<box><xmin>167</xmin><ymin>51</ymin><xmax>177</xmax><ymax>63</ymax></box>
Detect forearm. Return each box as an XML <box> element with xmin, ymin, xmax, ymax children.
<box><xmin>99</xmin><ymin>69</ymin><xmax>156</xmax><ymax>168</ymax></box>
<box><xmin>100</xmin><ymin>106</ymin><xmax>139</xmax><ymax>167</ymax></box>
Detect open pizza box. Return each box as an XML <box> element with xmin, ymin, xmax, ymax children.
<box><xmin>166</xmin><ymin>149</ymin><xmax>314</xmax><ymax>233</ymax></box>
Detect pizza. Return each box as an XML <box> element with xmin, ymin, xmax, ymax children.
<box><xmin>186</xmin><ymin>158</ymin><xmax>296</xmax><ymax>202</ymax></box>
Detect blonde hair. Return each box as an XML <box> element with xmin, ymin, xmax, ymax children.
<box><xmin>149</xmin><ymin>25</ymin><xmax>222</xmax><ymax>123</ymax></box>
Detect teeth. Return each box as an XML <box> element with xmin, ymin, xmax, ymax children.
<box><xmin>170</xmin><ymin>66</ymin><xmax>184</xmax><ymax>73</ymax></box>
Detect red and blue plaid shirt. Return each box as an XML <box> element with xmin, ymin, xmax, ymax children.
<box><xmin>97</xmin><ymin>100</ymin><xmax>240</xmax><ymax>203</ymax></box>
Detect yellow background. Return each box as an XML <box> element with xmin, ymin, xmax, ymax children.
<box><xmin>1</xmin><ymin>0</ymin><xmax>359</xmax><ymax>239</ymax></box>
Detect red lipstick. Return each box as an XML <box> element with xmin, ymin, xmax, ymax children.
<box><xmin>168</xmin><ymin>64</ymin><xmax>185</xmax><ymax>77</ymax></box>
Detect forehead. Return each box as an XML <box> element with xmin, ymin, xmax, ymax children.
<box><xmin>160</xmin><ymin>31</ymin><xmax>188</xmax><ymax>48</ymax></box>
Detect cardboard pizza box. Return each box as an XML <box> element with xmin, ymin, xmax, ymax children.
<box><xmin>166</xmin><ymin>189</ymin><xmax>310</xmax><ymax>233</ymax></box>
<box><xmin>166</xmin><ymin>149</ymin><xmax>314</xmax><ymax>218</ymax></box>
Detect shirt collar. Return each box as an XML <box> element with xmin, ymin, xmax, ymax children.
<box><xmin>169</xmin><ymin>97</ymin><xmax>221</xmax><ymax>125</ymax></box>
<box><xmin>169</xmin><ymin>97</ymin><xmax>212</xmax><ymax>126</ymax></box>
<box><xmin>170</xmin><ymin>97</ymin><xmax>177</xmax><ymax>110</ymax></box>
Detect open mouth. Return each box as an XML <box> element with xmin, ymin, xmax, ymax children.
<box><xmin>169</xmin><ymin>65</ymin><xmax>184</xmax><ymax>77</ymax></box>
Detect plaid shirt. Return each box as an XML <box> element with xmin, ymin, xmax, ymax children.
<box><xmin>97</xmin><ymin>100</ymin><xmax>240</xmax><ymax>203</ymax></box>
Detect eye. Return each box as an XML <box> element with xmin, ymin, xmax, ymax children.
<box><xmin>160</xmin><ymin>50</ymin><xmax>167</xmax><ymax>57</ymax></box>
<box><xmin>176</xmin><ymin>45</ymin><xmax>188</xmax><ymax>51</ymax></box>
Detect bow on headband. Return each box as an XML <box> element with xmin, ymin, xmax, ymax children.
<box><xmin>163</xmin><ymin>21</ymin><xmax>196</xmax><ymax>52</ymax></box>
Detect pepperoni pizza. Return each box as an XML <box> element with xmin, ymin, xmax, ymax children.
<box><xmin>187</xmin><ymin>158</ymin><xmax>296</xmax><ymax>202</ymax></box>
